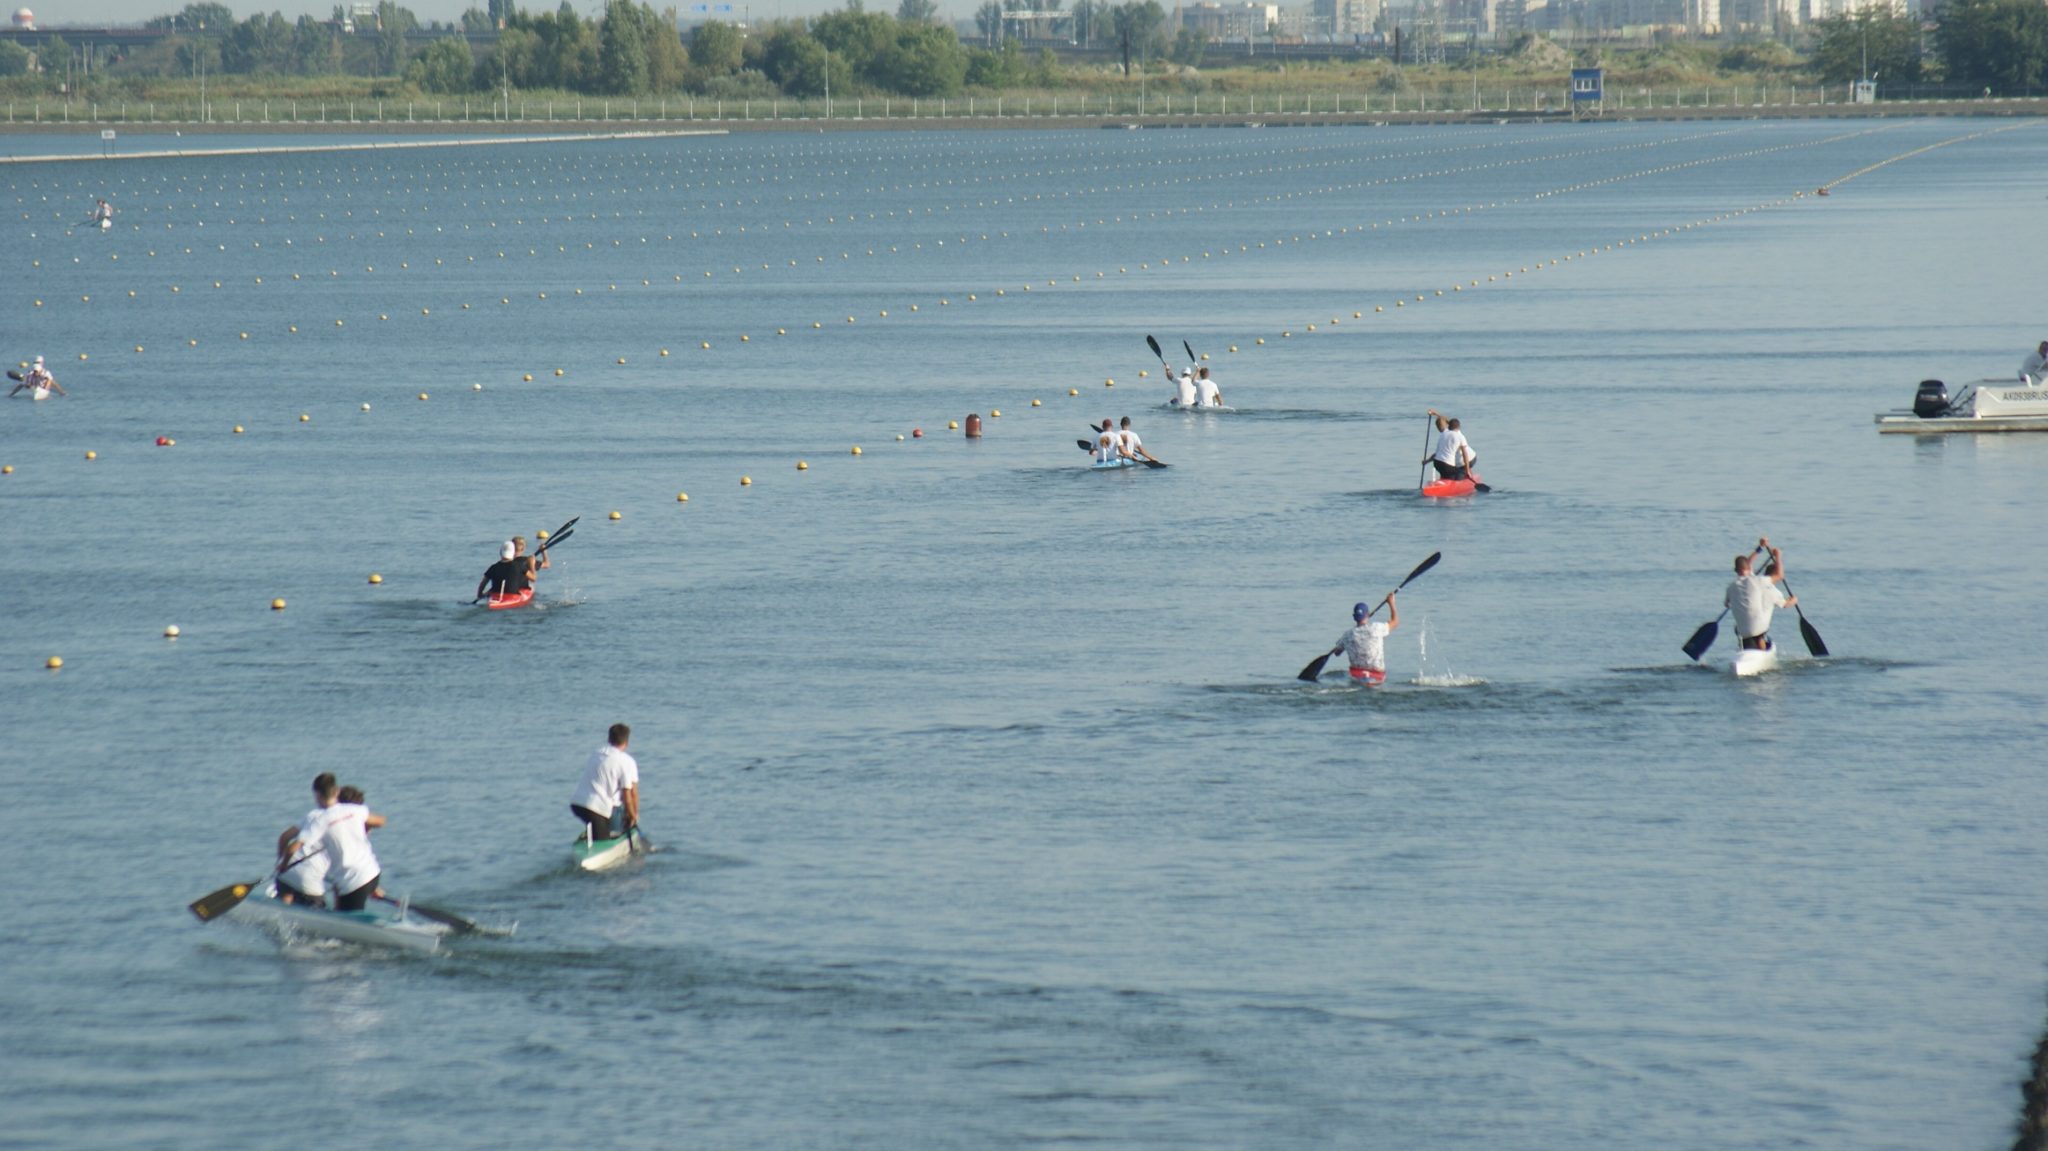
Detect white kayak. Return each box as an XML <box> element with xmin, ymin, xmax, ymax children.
<box><xmin>1729</xmin><ymin>643</ymin><xmax>1781</xmax><ymax>678</ymax></box>
<box><xmin>1166</xmin><ymin>401</ymin><xmax>1234</xmax><ymax>413</ymax></box>
<box><xmin>227</xmin><ymin>884</ymin><xmax>452</xmax><ymax>953</ymax></box>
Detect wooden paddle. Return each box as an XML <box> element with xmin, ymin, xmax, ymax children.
<box><xmin>1297</xmin><ymin>552</ymin><xmax>1442</xmax><ymax>682</ymax></box>
<box><xmin>1681</xmin><ymin>545</ymin><xmax>1766</xmax><ymax>661</ymax></box>
<box><xmin>1775</xmin><ymin>573</ymin><xmax>1829</xmax><ymax>658</ymax></box>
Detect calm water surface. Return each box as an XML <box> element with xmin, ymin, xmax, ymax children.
<box><xmin>3</xmin><ymin>120</ymin><xmax>2046</xmax><ymax>1150</ymax></box>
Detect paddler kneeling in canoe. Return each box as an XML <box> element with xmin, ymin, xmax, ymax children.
<box><xmin>1725</xmin><ymin>539</ymin><xmax>1795</xmax><ymax>654</ymax></box>
<box><xmin>1424</xmin><ymin>409</ymin><xmax>1480</xmax><ymax>486</ymax></box>
<box><xmin>274</xmin><ymin>772</ymin><xmax>339</xmax><ymax>907</ymax></box>
<box><xmin>571</xmin><ymin>723</ymin><xmax>641</xmax><ymax>844</ymax></box>
<box><xmin>1336</xmin><ymin>592</ymin><xmax>1400</xmax><ymax>685</ymax></box>
<box><xmin>278</xmin><ymin>777</ymin><xmax>387</xmax><ymax>911</ymax></box>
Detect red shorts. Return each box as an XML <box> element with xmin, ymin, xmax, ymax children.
<box><xmin>1348</xmin><ymin>667</ymin><xmax>1386</xmax><ymax>684</ymax></box>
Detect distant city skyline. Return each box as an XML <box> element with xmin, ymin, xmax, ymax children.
<box><xmin>16</xmin><ymin>0</ymin><xmax>920</xmax><ymax>27</ymax></box>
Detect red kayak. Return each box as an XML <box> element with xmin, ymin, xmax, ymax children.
<box><xmin>1420</xmin><ymin>478</ymin><xmax>1478</xmax><ymax>499</ymax></box>
<box><xmin>487</xmin><ymin>587</ymin><xmax>536</xmax><ymax>611</ymax></box>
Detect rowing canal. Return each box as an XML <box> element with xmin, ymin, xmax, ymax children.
<box><xmin>3</xmin><ymin>120</ymin><xmax>2046</xmax><ymax>1150</ymax></box>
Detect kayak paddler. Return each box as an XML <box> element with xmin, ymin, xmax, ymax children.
<box><xmin>1424</xmin><ymin>409</ymin><xmax>1478</xmax><ymax>484</ymax></box>
<box><xmin>571</xmin><ymin>723</ymin><xmax>640</xmax><ymax>843</ymax></box>
<box><xmin>280</xmin><ymin>780</ymin><xmax>387</xmax><ymax>911</ymax></box>
<box><xmin>1095</xmin><ymin>418</ymin><xmax>1124</xmax><ymax>464</ymax></box>
<box><xmin>511</xmin><ymin>535</ymin><xmax>549</xmax><ymax>584</ymax></box>
<box><xmin>9</xmin><ymin>355</ymin><xmax>63</xmax><ymax>397</ymax></box>
<box><xmin>1195</xmin><ymin>367</ymin><xmax>1223</xmax><ymax>408</ymax></box>
<box><xmin>1117</xmin><ymin>417</ymin><xmax>1162</xmax><ymax>465</ymax></box>
<box><xmin>1173</xmin><ymin>369</ymin><xmax>1197</xmax><ymax>408</ymax></box>
<box><xmin>274</xmin><ymin>772</ymin><xmax>338</xmax><ymax>907</ymax></box>
<box><xmin>1724</xmin><ymin>538</ymin><xmax>1795</xmax><ymax>653</ymax></box>
<box><xmin>1337</xmin><ymin>592</ymin><xmax>1400</xmax><ymax>684</ymax></box>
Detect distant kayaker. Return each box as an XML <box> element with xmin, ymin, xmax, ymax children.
<box><xmin>1337</xmin><ymin>593</ymin><xmax>1400</xmax><ymax>684</ymax></box>
<box><xmin>1196</xmin><ymin>367</ymin><xmax>1223</xmax><ymax>408</ymax></box>
<box><xmin>91</xmin><ymin>199</ymin><xmax>112</xmax><ymax>225</ymax></box>
<box><xmin>1095</xmin><ymin>418</ymin><xmax>1123</xmax><ymax>464</ymax></box>
<box><xmin>275</xmin><ymin>772</ymin><xmax>338</xmax><ymax>907</ymax></box>
<box><xmin>1424</xmin><ymin>410</ymin><xmax>1478</xmax><ymax>483</ymax></box>
<box><xmin>476</xmin><ymin>540</ymin><xmax>524</xmax><ymax>601</ymax></box>
<box><xmin>511</xmin><ymin>534</ymin><xmax>549</xmax><ymax>584</ymax></box>
<box><xmin>1118</xmin><ymin>416</ymin><xmax>1160</xmax><ymax>464</ymax></box>
<box><xmin>1724</xmin><ymin>539</ymin><xmax>1795</xmax><ymax>652</ymax></box>
<box><xmin>1173</xmin><ymin>369</ymin><xmax>1197</xmax><ymax>408</ymax></box>
<box><xmin>571</xmin><ymin>723</ymin><xmax>640</xmax><ymax>843</ymax></box>
<box><xmin>9</xmin><ymin>355</ymin><xmax>62</xmax><ymax>397</ymax></box>
<box><xmin>327</xmin><ymin>785</ymin><xmax>387</xmax><ymax>910</ymax></box>
<box><xmin>2022</xmin><ymin>341</ymin><xmax>2048</xmax><ymax>383</ymax></box>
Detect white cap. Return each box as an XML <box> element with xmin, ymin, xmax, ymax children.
<box><xmin>32</xmin><ymin>356</ymin><xmax>43</xmax><ymax>366</ymax></box>
<box><xmin>499</xmin><ymin>541</ymin><xmax>516</xmax><ymax>560</ymax></box>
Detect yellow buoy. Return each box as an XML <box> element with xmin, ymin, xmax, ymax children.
<box><xmin>896</xmin><ymin>434</ymin><xmax>905</xmax><ymax>441</ymax></box>
<box><xmin>740</xmin><ymin>475</ymin><xmax>752</xmax><ymax>486</ymax></box>
<box><xmin>45</xmin><ymin>656</ymin><xmax>62</xmax><ymax>669</ymax></box>
<box><xmin>554</xmin><ymin>369</ymin><xmax>565</xmax><ymax>377</ymax></box>
<box><xmin>472</xmin><ymin>383</ymin><xmax>483</xmax><ymax>392</ymax></box>
<box><xmin>85</xmin><ymin>450</ymin><xmax>97</xmax><ymax>460</ymax></box>
<box><xmin>677</xmin><ymin>492</ymin><xmax>689</xmax><ymax>502</ymax></box>
<box><xmin>1068</xmin><ymin>388</ymin><xmax>1079</xmax><ymax>396</ymax></box>
<box><xmin>1</xmin><ymin>464</ymin><xmax>11</xmax><ymax>473</ymax></box>
<box><xmin>608</xmin><ymin>510</ymin><xmax>622</xmax><ymax>520</ymax></box>
<box><xmin>1031</xmin><ymin>399</ymin><xmax>1041</xmax><ymax>407</ymax></box>
<box><xmin>1228</xmin><ymin>345</ymin><xmax>1238</xmax><ymax>353</ymax></box>
<box><xmin>233</xmin><ymin>426</ymin><xmax>243</xmax><ymax>434</ymax></box>
<box><xmin>991</xmin><ymin>410</ymin><xmax>1001</xmax><ymax>418</ymax></box>
<box><xmin>164</xmin><ymin>625</ymin><xmax>181</xmax><ymax>638</ymax></box>
<box><xmin>617</xmin><ymin>358</ymin><xmax>626</xmax><ymax>365</ymax></box>
<box><xmin>271</xmin><ymin>599</ymin><xmax>287</xmax><ymax>611</ymax></box>
<box><xmin>948</xmin><ymin>421</ymin><xmax>959</xmax><ymax>430</ymax></box>
<box><xmin>1105</xmin><ymin>379</ymin><xmax>1114</xmax><ymax>387</ymax></box>
<box><xmin>660</xmin><ymin>349</ymin><xmax>669</xmax><ymax>356</ymax></box>
<box><xmin>1256</xmin><ymin>338</ymin><xmax>1265</xmax><ymax>345</ymax></box>
<box><xmin>299</xmin><ymin>414</ymin><xmax>310</xmax><ymax>422</ymax></box>
<box><xmin>797</xmin><ymin>461</ymin><xmax>809</xmax><ymax>471</ymax></box>
<box><xmin>701</xmin><ymin>342</ymin><xmax>710</xmax><ymax>349</ymax></box>
<box><xmin>523</xmin><ymin>374</ymin><xmax>534</xmax><ymax>382</ymax></box>
<box><xmin>368</xmin><ymin>573</ymin><xmax>383</xmax><ymax>584</ymax></box>
<box><xmin>851</xmin><ymin>446</ymin><xmax>862</xmax><ymax>456</ymax></box>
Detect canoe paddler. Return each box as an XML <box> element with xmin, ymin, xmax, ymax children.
<box><xmin>1196</xmin><ymin>367</ymin><xmax>1222</xmax><ymax>408</ymax></box>
<box><xmin>1725</xmin><ymin>539</ymin><xmax>1795</xmax><ymax>653</ymax></box>
<box><xmin>274</xmin><ymin>772</ymin><xmax>338</xmax><ymax>907</ymax></box>
<box><xmin>325</xmin><ymin>785</ymin><xmax>387</xmax><ymax>910</ymax></box>
<box><xmin>1424</xmin><ymin>409</ymin><xmax>1478</xmax><ymax>483</ymax></box>
<box><xmin>1337</xmin><ymin>593</ymin><xmax>1400</xmax><ymax>684</ymax></box>
<box><xmin>1173</xmin><ymin>368</ymin><xmax>1197</xmax><ymax>408</ymax></box>
<box><xmin>571</xmin><ymin>723</ymin><xmax>640</xmax><ymax>843</ymax></box>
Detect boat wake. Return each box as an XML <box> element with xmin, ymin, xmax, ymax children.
<box><xmin>1411</xmin><ymin>673</ymin><xmax>1487</xmax><ymax>687</ymax></box>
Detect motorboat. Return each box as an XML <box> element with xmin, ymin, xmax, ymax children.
<box><xmin>1876</xmin><ymin>375</ymin><xmax>2048</xmax><ymax>433</ymax></box>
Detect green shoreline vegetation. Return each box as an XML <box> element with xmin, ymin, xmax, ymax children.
<box><xmin>0</xmin><ymin>0</ymin><xmax>2041</xmax><ymax>116</ymax></box>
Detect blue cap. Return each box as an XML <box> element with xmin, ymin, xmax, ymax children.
<box><xmin>1353</xmin><ymin>603</ymin><xmax>1371</xmax><ymax>622</ymax></box>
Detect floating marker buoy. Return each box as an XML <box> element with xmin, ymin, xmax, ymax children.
<box><xmin>677</xmin><ymin>492</ymin><xmax>689</xmax><ymax>502</ymax></box>
<box><xmin>895</xmin><ymin>434</ymin><xmax>905</xmax><ymax>442</ymax></box>
<box><xmin>135</xmin><ymin>345</ymin><xmax>144</xmax><ymax>353</ymax></box>
<box><xmin>299</xmin><ymin>414</ymin><xmax>309</xmax><ymax>422</ymax></box>
<box><xmin>1228</xmin><ymin>346</ymin><xmax>1238</xmax><ymax>353</ymax></box>
<box><xmin>1</xmin><ymin>465</ymin><xmax>11</xmax><ymax>474</ymax></box>
<box><xmin>79</xmin><ymin>352</ymin><xmax>89</xmax><ymax>361</ymax></box>
<box><xmin>289</xmin><ymin>325</ymin><xmax>298</xmax><ymax>333</ymax></box>
<box><xmin>46</xmin><ymin>656</ymin><xmax>62</xmax><ymax>669</ymax></box>
<box><xmin>609</xmin><ymin>510</ymin><xmax>621</xmax><ymax>520</ymax></box>
<box><xmin>523</xmin><ymin>374</ymin><xmax>533</xmax><ymax>382</ymax></box>
<box><xmin>85</xmin><ymin>450</ymin><xmax>97</xmax><ymax>460</ymax></box>
<box><xmin>660</xmin><ymin>349</ymin><xmax>669</xmax><ymax>356</ymax></box>
<box><xmin>1256</xmin><ymin>338</ymin><xmax>1265</xmax><ymax>345</ymax></box>
<box><xmin>617</xmin><ymin>358</ymin><xmax>626</xmax><ymax>365</ymax></box>
<box><xmin>472</xmin><ymin>383</ymin><xmax>482</xmax><ymax>392</ymax></box>
<box><xmin>949</xmin><ymin>420</ymin><xmax>960</xmax><ymax>431</ymax></box>
<box><xmin>155</xmin><ymin>436</ymin><xmax>171</xmax><ymax>446</ymax></box>
<box><xmin>777</xmin><ymin>329</ymin><xmax>786</xmax><ymax>336</ymax></box>
<box><xmin>740</xmin><ymin>476</ymin><xmax>752</xmax><ymax>486</ymax></box>
<box><xmin>554</xmin><ymin>369</ymin><xmax>564</xmax><ymax>377</ymax></box>
<box><xmin>417</xmin><ymin>393</ymin><xmax>428</xmax><ymax>401</ymax></box>
<box><xmin>991</xmin><ymin>410</ymin><xmax>1001</xmax><ymax>418</ymax></box>
<box><xmin>1140</xmin><ymin>370</ymin><xmax>1148</xmax><ymax>378</ymax></box>
<box><xmin>701</xmin><ymin>342</ymin><xmax>710</xmax><ymax>349</ymax></box>
<box><xmin>797</xmin><ymin>461</ymin><xmax>808</xmax><ymax>471</ymax></box>
<box><xmin>1068</xmin><ymin>388</ymin><xmax>1079</xmax><ymax>396</ymax></box>
<box><xmin>1031</xmin><ymin>399</ymin><xmax>1041</xmax><ymax>407</ymax></box>
<box><xmin>271</xmin><ymin>599</ymin><xmax>287</xmax><ymax>611</ymax></box>
<box><xmin>368</xmin><ymin>573</ymin><xmax>382</xmax><ymax>584</ymax></box>
<box><xmin>233</xmin><ymin>426</ymin><xmax>243</xmax><ymax>434</ymax></box>
<box><xmin>1105</xmin><ymin>379</ymin><xmax>1114</xmax><ymax>387</ymax></box>
<box><xmin>912</xmin><ymin>428</ymin><xmax>923</xmax><ymax>439</ymax></box>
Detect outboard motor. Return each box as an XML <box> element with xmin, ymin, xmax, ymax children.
<box><xmin>1913</xmin><ymin>379</ymin><xmax>1950</xmax><ymax>419</ymax></box>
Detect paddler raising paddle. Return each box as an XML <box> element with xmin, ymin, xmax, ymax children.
<box><xmin>1337</xmin><ymin>592</ymin><xmax>1400</xmax><ymax>684</ymax></box>
<box><xmin>1725</xmin><ymin>539</ymin><xmax>1795</xmax><ymax>653</ymax></box>
<box><xmin>571</xmin><ymin>723</ymin><xmax>640</xmax><ymax>844</ymax></box>
<box><xmin>1173</xmin><ymin>368</ymin><xmax>1197</xmax><ymax>408</ymax></box>
<box><xmin>1424</xmin><ymin>409</ymin><xmax>1478</xmax><ymax>484</ymax></box>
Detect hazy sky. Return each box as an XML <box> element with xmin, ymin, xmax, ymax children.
<box><xmin>26</xmin><ymin>0</ymin><xmax>941</xmax><ymax>27</ymax></box>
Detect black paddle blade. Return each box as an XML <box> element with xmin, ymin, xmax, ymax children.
<box><xmin>1077</xmin><ymin>439</ymin><xmax>1095</xmax><ymax>452</ymax></box>
<box><xmin>1681</xmin><ymin>620</ymin><xmax>1719</xmax><ymax>662</ymax></box>
<box><xmin>1297</xmin><ymin>647</ymin><xmax>1340</xmax><ymax>682</ymax></box>
<box><xmin>189</xmin><ymin>881</ymin><xmax>257</xmax><ymax>922</ymax></box>
<box><xmin>1472</xmin><ymin>482</ymin><xmax>1492</xmax><ymax>493</ymax></box>
<box><xmin>1797</xmin><ymin>613</ymin><xmax>1829</xmax><ymax>658</ymax></box>
<box><xmin>1400</xmin><ymin>552</ymin><xmax>1443</xmax><ymax>588</ymax></box>
<box><xmin>1182</xmin><ymin>340</ymin><xmax>1197</xmax><ymax>363</ymax></box>
<box><xmin>5</xmin><ymin>370</ymin><xmax>21</xmax><ymax>381</ymax></box>
<box><xmin>1138</xmin><ymin>457</ymin><xmax>1169</xmax><ymax>469</ymax></box>
<box><xmin>1145</xmin><ymin>335</ymin><xmax>1164</xmax><ymax>361</ymax></box>
<box><xmin>536</xmin><ymin>528</ymin><xmax>574</xmax><ymax>556</ymax></box>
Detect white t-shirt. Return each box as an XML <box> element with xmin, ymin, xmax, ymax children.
<box><xmin>571</xmin><ymin>744</ymin><xmax>640</xmax><ymax>817</ymax></box>
<box><xmin>1338</xmin><ymin>620</ymin><xmax>1391</xmax><ymax>671</ymax></box>
<box><xmin>1118</xmin><ymin>428</ymin><xmax>1142</xmax><ymax>453</ymax></box>
<box><xmin>282</xmin><ymin>806</ymin><xmax>335</xmax><ymax>896</ymax></box>
<box><xmin>2023</xmin><ymin>350</ymin><xmax>2048</xmax><ymax>381</ymax></box>
<box><xmin>1724</xmin><ymin>574</ymin><xmax>1788</xmax><ymax>640</ymax></box>
<box><xmin>1174</xmin><ymin>377</ymin><xmax>1197</xmax><ymax>407</ymax></box>
<box><xmin>1095</xmin><ymin>430</ymin><xmax>1120</xmax><ymax>463</ymax></box>
<box><xmin>315</xmin><ymin>803</ymin><xmax>381</xmax><ymax>897</ymax></box>
<box><xmin>1197</xmin><ymin>379</ymin><xmax>1221</xmax><ymax>406</ymax></box>
<box><xmin>1432</xmin><ymin>428</ymin><xmax>1471</xmax><ymax>465</ymax></box>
